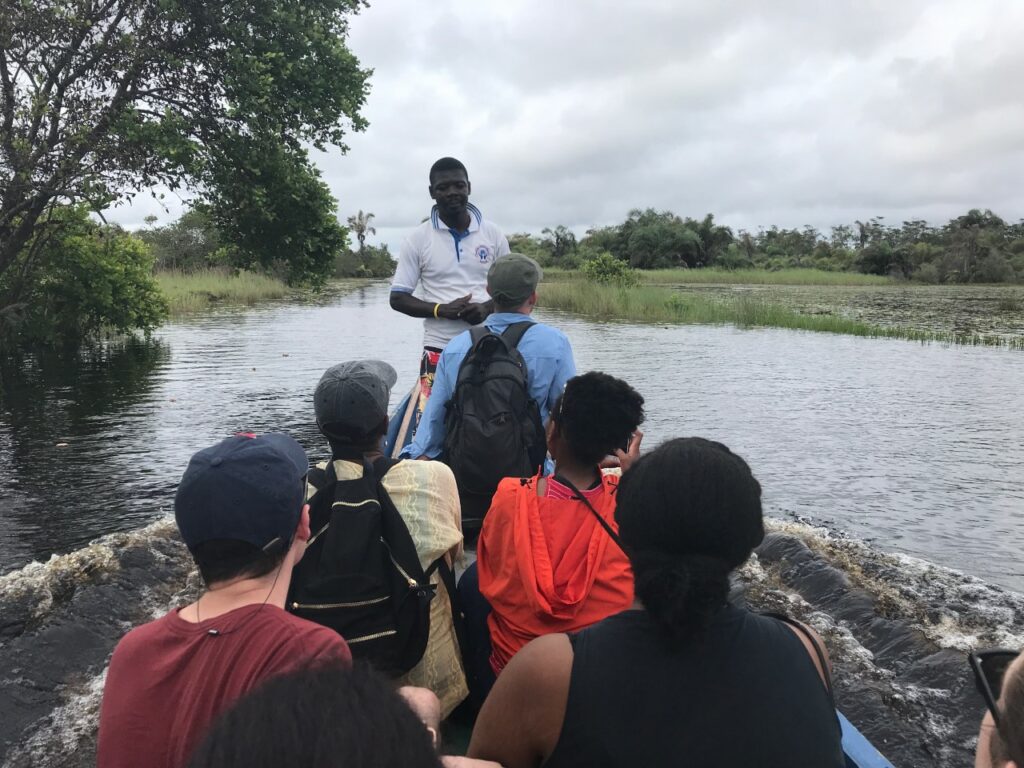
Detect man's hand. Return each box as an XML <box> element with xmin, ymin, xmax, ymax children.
<box><xmin>438</xmin><ymin>294</ymin><xmax>473</xmax><ymax>320</ymax></box>
<box><xmin>458</xmin><ymin>302</ymin><xmax>490</xmax><ymax>325</ymax></box>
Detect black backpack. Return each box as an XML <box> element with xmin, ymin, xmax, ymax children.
<box><xmin>288</xmin><ymin>456</ymin><xmax>455</xmax><ymax>675</ymax></box>
<box><xmin>442</xmin><ymin>322</ymin><xmax>547</xmax><ymax>528</ymax></box>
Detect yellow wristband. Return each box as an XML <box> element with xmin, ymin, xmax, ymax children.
<box><xmin>433</xmin><ymin>303</ymin><xmax>440</xmax><ymax>318</ymax></box>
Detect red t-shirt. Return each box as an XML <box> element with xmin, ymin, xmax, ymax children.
<box><xmin>97</xmin><ymin>604</ymin><xmax>351</xmax><ymax>768</ymax></box>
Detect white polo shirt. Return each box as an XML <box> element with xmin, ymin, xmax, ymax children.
<box><xmin>391</xmin><ymin>203</ymin><xmax>511</xmax><ymax>349</ymax></box>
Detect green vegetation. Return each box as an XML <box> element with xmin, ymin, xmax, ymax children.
<box><xmin>538</xmin><ymin>282</ymin><xmax>1023</xmax><ymax>349</ymax></box>
<box><xmin>545</xmin><ymin>267</ymin><xmax>894</xmax><ymax>286</ymax></box>
<box><xmin>156</xmin><ymin>270</ymin><xmax>290</xmax><ymax>314</ymax></box>
<box><xmin>1</xmin><ymin>0</ymin><xmax>370</xmax><ymax>348</ymax></box>
<box><xmin>0</xmin><ymin>208</ymin><xmax>166</xmax><ymax>346</ymax></box>
<box><xmin>579</xmin><ymin>252</ymin><xmax>640</xmax><ymax>286</ymax></box>
<box><xmin>334</xmin><ymin>244</ymin><xmax>395</xmax><ymax>278</ymax></box>
<box><xmin>517</xmin><ymin>208</ymin><xmax>1024</xmax><ymax>284</ymax></box>
<box><xmin>335</xmin><ymin>211</ymin><xmax>395</xmax><ymax>277</ymax></box>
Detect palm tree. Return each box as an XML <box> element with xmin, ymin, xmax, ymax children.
<box><xmin>346</xmin><ymin>210</ymin><xmax>376</xmax><ymax>252</ymax></box>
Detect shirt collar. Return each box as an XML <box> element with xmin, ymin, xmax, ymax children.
<box><xmin>430</xmin><ymin>203</ymin><xmax>483</xmax><ymax>234</ymax></box>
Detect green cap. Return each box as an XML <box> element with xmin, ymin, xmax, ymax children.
<box><xmin>487</xmin><ymin>253</ymin><xmax>543</xmax><ymax>306</ymax></box>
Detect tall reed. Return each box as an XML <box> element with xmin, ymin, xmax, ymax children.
<box><xmin>538</xmin><ymin>282</ymin><xmax>1022</xmax><ymax>348</ymax></box>
<box><xmin>156</xmin><ymin>269</ymin><xmax>289</xmax><ymax>314</ymax></box>
<box><xmin>543</xmin><ymin>267</ymin><xmax>894</xmax><ymax>286</ymax></box>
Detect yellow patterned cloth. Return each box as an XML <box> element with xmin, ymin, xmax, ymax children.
<box><xmin>313</xmin><ymin>458</ymin><xmax>468</xmax><ymax>717</ymax></box>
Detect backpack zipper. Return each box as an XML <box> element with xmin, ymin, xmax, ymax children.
<box><xmin>346</xmin><ymin>629</ymin><xmax>398</xmax><ymax>644</ymax></box>
<box><xmin>290</xmin><ymin>595</ymin><xmax>389</xmax><ymax>610</ymax></box>
<box><xmin>380</xmin><ymin>537</ymin><xmax>419</xmax><ymax>587</ymax></box>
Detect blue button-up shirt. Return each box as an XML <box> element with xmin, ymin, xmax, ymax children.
<box><xmin>402</xmin><ymin>313</ymin><xmax>577</xmax><ymax>460</ymax></box>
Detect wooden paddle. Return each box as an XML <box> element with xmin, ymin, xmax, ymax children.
<box><xmin>390</xmin><ymin>380</ymin><xmax>421</xmax><ymax>458</ymax></box>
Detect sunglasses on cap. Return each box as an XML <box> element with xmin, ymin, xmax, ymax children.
<box><xmin>969</xmin><ymin>648</ymin><xmax>1020</xmax><ymax>730</ymax></box>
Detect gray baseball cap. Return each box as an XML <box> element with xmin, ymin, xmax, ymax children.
<box><xmin>314</xmin><ymin>360</ymin><xmax>397</xmax><ymax>437</ymax></box>
<box><xmin>487</xmin><ymin>253</ymin><xmax>543</xmax><ymax>306</ymax></box>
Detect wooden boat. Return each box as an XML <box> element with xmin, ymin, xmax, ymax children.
<box><xmin>840</xmin><ymin>711</ymin><xmax>894</xmax><ymax>767</ymax></box>
<box><xmin>388</xmin><ymin>382</ymin><xmax>896</xmax><ymax>768</ymax></box>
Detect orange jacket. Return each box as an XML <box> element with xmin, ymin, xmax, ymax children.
<box><xmin>478</xmin><ymin>473</ymin><xmax>634</xmax><ymax>674</ymax></box>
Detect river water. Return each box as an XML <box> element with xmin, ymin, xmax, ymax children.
<box><xmin>1</xmin><ymin>281</ymin><xmax>1023</xmax><ymax>766</ymax></box>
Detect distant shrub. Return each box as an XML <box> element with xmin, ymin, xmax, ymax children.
<box><xmin>334</xmin><ymin>245</ymin><xmax>395</xmax><ymax>278</ymax></box>
<box><xmin>581</xmin><ymin>251</ymin><xmax>640</xmax><ymax>287</ymax></box>
<box><xmin>975</xmin><ymin>253</ymin><xmax>1016</xmax><ymax>283</ymax></box>
<box><xmin>912</xmin><ymin>263</ymin><xmax>940</xmax><ymax>284</ymax></box>
<box><xmin>1</xmin><ymin>207</ymin><xmax>167</xmax><ymax>346</ymax></box>
<box><xmin>714</xmin><ymin>244</ymin><xmax>753</xmax><ymax>270</ymax></box>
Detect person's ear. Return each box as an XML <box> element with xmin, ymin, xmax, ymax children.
<box><xmin>296</xmin><ymin>504</ymin><xmax>311</xmax><ymax>543</ymax></box>
<box><xmin>527</xmin><ymin>290</ymin><xmax>538</xmax><ymax>308</ymax></box>
<box><xmin>466</xmin><ymin>180</ymin><xmax>472</xmax><ymax>196</ymax></box>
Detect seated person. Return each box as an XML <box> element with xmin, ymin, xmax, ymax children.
<box><xmin>974</xmin><ymin>649</ymin><xmax>1024</xmax><ymax>767</ymax></box>
<box><xmin>187</xmin><ymin>663</ymin><xmax>442</xmax><ymax>768</ymax></box>
<box><xmin>309</xmin><ymin>360</ymin><xmax>467</xmax><ymax>717</ymax></box>
<box><xmin>474</xmin><ymin>372</ymin><xmax>644</xmax><ymax>680</ymax></box>
<box><xmin>98</xmin><ymin>433</ymin><xmax>351</xmax><ymax>768</ymax></box>
<box><xmin>467</xmin><ymin>437</ymin><xmax>846</xmax><ymax>768</ymax></box>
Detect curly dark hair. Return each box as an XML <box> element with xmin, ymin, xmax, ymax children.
<box><xmin>188</xmin><ymin>662</ymin><xmax>441</xmax><ymax>768</ymax></box>
<box><xmin>551</xmin><ymin>371</ymin><xmax>645</xmax><ymax>466</ymax></box>
<box><xmin>616</xmin><ymin>437</ymin><xmax>764</xmax><ymax>647</ymax></box>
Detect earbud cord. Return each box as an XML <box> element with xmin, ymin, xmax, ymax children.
<box><xmin>195</xmin><ymin>562</ymin><xmax>285</xmax><ymax>637</ymax></box>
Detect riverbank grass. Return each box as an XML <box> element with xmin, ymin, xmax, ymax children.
<box><xmin>544</xmin><ymin>267</ymin><xmax>895</xmax><ymax>286</ymax></box>
<box><xmin>538</xmin><ymin>282</ymin><xmax>1019</xmax><ymax>348</ymax></box>
<box><xmin>156</xmin><ymin>269</ymin><xmax>290</xmax><ymax>313</ymax></box>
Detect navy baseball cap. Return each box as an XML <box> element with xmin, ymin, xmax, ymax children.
<box><xmin>174</xmin><ymin>433</ymin><xmax>309</xmax><ymax>553</ymax></box>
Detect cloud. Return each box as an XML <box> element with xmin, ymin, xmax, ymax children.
<box><xmin>110</xmin><ymin>0</ymin><xmax>1024</xmax><ymax>247</ymax></box>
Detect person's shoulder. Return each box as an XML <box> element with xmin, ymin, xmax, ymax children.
<box><xmin>265</xmin><ymin>608</ymin><xmax>351</xmax><ymax>655</ymax></box>
<box><xmin>503</xmin><ymin>632</ymin><xmax>573</xmax><ymax>684</ymax></box>
<box><xmin>495</xmin><ymin>475</ymin><xmax>534</xmax><ymax>495</ymax></box>
<box><xmin>108</xmin><ymin>612</ymin><xmax>175</xmax><ymax>664</ymax></box>
<box><xmin>404</xmin><ymin>219</ymin><xmax>435</xmax><ymax>247</ymax></box>
<box><xmin>113</xmin><ymin>613</ymin><xmax>166</xmax><ymax>645</ymax></box>
<box><xmin>394</xmin><ymin>458</ymin><xmax>456</xmax><ymax>483</ymax></box>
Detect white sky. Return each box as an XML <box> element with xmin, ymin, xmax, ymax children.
<box><xmin>110</xmin><ymin>0</ymin><xmax>1024</xmax><ymax>250</ymax></box>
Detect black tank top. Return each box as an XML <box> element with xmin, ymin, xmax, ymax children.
<box><xmin>545</xmin><ymin>606</ymin><xmax>845</xmax><ymax>768</ymax></box>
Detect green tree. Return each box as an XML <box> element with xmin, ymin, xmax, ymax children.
<box><xmin>0</xmin><ymin>0</ymin><xmax>370</xmax><ymax>319</ymax></box>
<box><xmin>685</xmin><ymin>213</ymin><xmax>734</xmax><ymax>266</ymax></box>
<box><xmin>581</xmin><ymin>251</ymin><xmax>640</xmax><ymax>286</ymax></box>
<box><xmin>0</xmin><ymin>207</ymin><xmax>166</xmax><ymax>345</ymax></box>
<box><xmin>137</xmin><ymin>208</ymin><xmax>222</xmax><ymax>272</ymax></box>
<box><xmin>202</xmin><ymin>136</ymin><xmax>348</xmax><ymax>286</ymax></box>
<box><xmin>347</xmin><ymin>210</ymin><xmax>377</xmax><ymax>252</ymax></box>
<box><xmin>540</xmin><ymin>225</ymin><xmax>577</xmax><ymax>261</ymax></box>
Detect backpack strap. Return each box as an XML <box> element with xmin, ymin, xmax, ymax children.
<box><xmin>554</xmin><ymin>474</ymin><xmax>625</xmax><ymax>552</ymax></box>
<box><xmin>761</xmin><ymin>611</ymin><xmax>837</xmax><ymax>711</ymax></box>
<box><xmin>370</xmin><ymin>454</ymin><xmax>401</xmax><ymax>480</ymax></box>
<box><xmin>425</xmin><ymin>555</ymin><xmax>468</xmax><ymax>656</ymax></box>
<box><xmin>500</xmin><ymin>320</ymin><xmax>533</xmax><ymax>349</ymax></box>
<box><xmin>468</xmin><ymin>324</ymin><xmax>492</xmax><ymax>349</ymax></box>
<box><xmin>365</xmin><ymin>456</ymin><xmax>432</xmax><ymax>590</ymax></box>
<box><xmin>371</xmin><ymin>454</ymin><xmax>465</xmax><ymax>652</ymax></box>
<box><xmin>307</xmin><ymin>462</ymin><xmax>331</xmax><ymax>494</ymax></box>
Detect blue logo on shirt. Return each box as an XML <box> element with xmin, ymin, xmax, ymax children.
<box><xmin>476</xmin><ymin>245</ymin><xmax>492</xmax><ymax>263</ymax></box>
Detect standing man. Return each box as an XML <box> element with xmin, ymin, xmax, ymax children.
<box><xmin>389</xmin><ymin>157</ymin><xmax>510</xmax><ymax>450</ymax></box>
<box><xmin>402</xmin><ymin>254</ymin><xmax>576</xmax><ymax>530</ymax></box>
